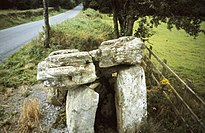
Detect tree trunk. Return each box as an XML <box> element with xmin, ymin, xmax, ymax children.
<box><xmin>125</xmin><ymin>16</ymin><xmax>135</xmax><ymax>36</ymax></box>
<box><xmin>118</xmin><ymin>16</ymin><xmax>126</xmax><ymax>36</ymax></box>
<box><xmin>112</xmin><ymin>0</ymin><xmax>119</xmax><ymax>38</ymax></box>
<box><xmin>112</xmin><ymin>0</ymin><xmax>136</xmax><ymax>37</ymax></box>
<box><xmin>43</xmin><ymin>0</ymin><xmax>50</xmax><ymax>48</ymax></box>
<box><xmin>118</xmin><ymin>16</ymin><xmax>135</xmax><ymax>36</ymax></box>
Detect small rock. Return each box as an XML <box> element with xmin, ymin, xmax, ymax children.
<box><xmin>46</xmin><ymin>87</ymin><xmax>67</xmax><ymax>106</ymax></box>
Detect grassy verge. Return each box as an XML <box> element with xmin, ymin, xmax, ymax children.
<box><xmin>0</xmin><ymin>7</ymin><xmax>67</xmax><ymax>30</ymax></box>
<box><xmin>146</xmin><ymin>23</ymin><xmax>205</xmax><ymax>97</ymax></box>
<box><xmin>0</xmin><ymin>8</ymin><xmax>114</xmax><ymax>89</ymax></box>
<box><xmin>133</xmin><ymin>19</ymin><xmax>205</xmax><ymax>132</ymax></box>
<box><xmin>50</xmin><ymin>9</ymin><xmax>114</xmax><ymax>51</ymax></box>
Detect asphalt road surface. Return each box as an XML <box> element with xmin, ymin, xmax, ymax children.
<box><xmin>0</xmin><ymin>4</ymin><xmax>83</xmax><ymax>63</ymax></box>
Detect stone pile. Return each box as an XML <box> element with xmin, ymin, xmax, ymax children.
<box><xmin>37</xmin><ymin>36</ymin><xmax>147</xmax><ymax>133</ymax></box>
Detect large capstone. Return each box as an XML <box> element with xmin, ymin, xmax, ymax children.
<box><xmin>115</xmin><ymin>65</ymin><xmax>147</xmax><ymax>133</ymax></box>
<box><xmin>66</xmin><ymin>85</ymin><xmax>99</xmax><ymax>133</ymax></box>
<box><xmin>99</xmin><ymin>36</ymin><xmax>144</xmax><ymax>68</ymax></box>
<box><xmin>37</xmin><ymin>50</ymin><xmax>97</xmax><ymax>87</ymax></box>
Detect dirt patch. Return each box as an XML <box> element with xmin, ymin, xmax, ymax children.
<box><xmin>0</xmin><ymin>84</ymin><xmax>66</xmax><ymax>133</ymax></box>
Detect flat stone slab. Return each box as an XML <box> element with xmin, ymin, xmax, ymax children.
<box><xmin>46</xmin><ymin>51</ymin><xmax>93</xmax><ymax>67</ymax></box>
<box><xmin>37</xmin><ymin>50</ymin><xmax>97</xmax><ymax>87</ymax></box>
<box><xmin>99</xmin><ymin>36</ymin><xmax>144</xmax><ymax>68</ymax></box>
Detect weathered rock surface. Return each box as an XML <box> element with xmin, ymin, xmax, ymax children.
<box><xmin>99</xmin><ymin>36</ymin><xmax>144</xmax><ymax>68</ymax></box>
<box><xmin>66</xmin><ymin>86</ymin><xmax>99</xmax><ymax>133</ymax></box>
<box><xmin>46</xmin><ymin>51</ymin><xmax>92</xmax><ymax>67</ymax></box>
<box><xmin>46</xmin><ymin>87</ymin><xmax>67</xmax><ymax>106</ymax></box>
<box><xmin>37</xmin><ymin>50</ymin><xmax>97</xmax><ymax>87</ymax></box>
<box><xmin>89</xmin><ymin>49</ymin><xmax>101</xmax><ymax>62</ymax></box>
<box><xmin>49</xmin><ymin>49</ymin><xmax>79</xmax><ymax>56</ymax></box>
<box><xmin>115</xmin><ymin>65</ymin><xmax>147</xmax><ymax>133</ymax></box>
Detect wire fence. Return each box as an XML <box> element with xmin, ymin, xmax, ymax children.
<box><xmin>143</xmin><ymin>44</ymin><xmax>205</xmax><ymax>132</ymax></box>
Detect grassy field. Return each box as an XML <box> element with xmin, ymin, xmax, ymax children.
<box><xmin>0</xmin><ymin>7</ymin><xmax>67</xmax><ymax>30</ymax></box>
<box><xmin>146</xmin><ymin>23</ymin><xmax>205</xmax><ymax>97</ymax></box>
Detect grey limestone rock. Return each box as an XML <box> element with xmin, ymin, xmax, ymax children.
<box><xmin>99</xmin><ymin>36</ymin><xmax>144</xmax><ymax>68</ymax></box>
<box><xmin>49</xmin><ymin>49</ymin><xmax>79</xmax><ymax>56</ymax></box>
<box><xmin>46</xmin><ymin>87</ymin><xmax>67</xmax><ymax>106</ymax></box>
<box><xmin>46</xmin><ymin>51</ymin><xmax>93</xmax><ymax>67</ymax></box>
<box><xmin>37</xmin><ymin>50</ymin><xmax>97</xmax><ymax>87</ymax></box>
<box><xmin>88</xmin><ymin>49</ymin><xmax>101</xmax><ymax>62</ymax></box>
<box><xmin>66</xmin><ymin>86</ymin><xmax>99</xmax><ymax>133</ymax></box>
<box><xmin>115</xmin><ymin>65</ymin><xmax>147</xmax><ymax>133</ymax></box>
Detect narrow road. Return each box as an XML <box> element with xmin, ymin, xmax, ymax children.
<box><xmin>0</xmin><ymin>4</ymin><xmax>83</xmax><ymax>63</ymax></box>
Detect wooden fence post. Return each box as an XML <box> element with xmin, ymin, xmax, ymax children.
<box><xmin>149</xmin><ymin>46</ymin><xmax>152</xmax><ymax>59</ymax></box>
<box><xmin>162</xmin><ymin>59</ymin><xmax>168</xmax><ymax>76</ymax></box>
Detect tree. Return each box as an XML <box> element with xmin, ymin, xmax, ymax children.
<box><xmin>85</xmin><ymin>0</ymin><xmax>205</xmax><ymax>38</ymax></box>
<box><xmin>1</xmin><ymin>0</ymin><xmax>42</xmax><ymax>9</ymax></box>
<box><xmin>114</xmin><ymin>0</ymin><xmax>205</xmax><ymax>37</ymax></box>
<box><xmin>43</xmin><ymin>0</ymin><xmax>50</xmax><ymax>48</ymax></box>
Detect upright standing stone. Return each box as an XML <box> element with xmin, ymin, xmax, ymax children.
<box><xmin>66</xmin><ymin>86</ymin><xmax>99</xmax><ymax>133</ymax></box>
<box><xmin>115</xmin><ymin>65</ymin><xmax>147</xmax><ymax>133</ymax></box>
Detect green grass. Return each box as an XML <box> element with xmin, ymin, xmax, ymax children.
<box><xmin>144</xmin><ymin>23</ymin><xmax>205</xmax><ymax>97</ymax></box>
<box><xmin>0</xmin><ymin>39</ymin><xmax>52</xmax><ymax>88</ymax></box>
<box><xmin>50</xmin><ymin>9</ymin><xmax>114</xmax><ymax>51</ymax></box>
<box><xmin>0</xmin><ymin>8</ymin><xmax>114</xmax><ymax>88</ymax></box>
<box><xmin>0</xmin><ymin>7</ymin><xmax>67</xmax><ymax>30</ymax></box>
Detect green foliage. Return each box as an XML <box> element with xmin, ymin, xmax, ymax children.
<box><xmin>49</xmin><ymin>0</ymin><xmax>81</xmax><ymax>9</ymax></box>
<box><xmin>134</xmin><ymin>17</ymin><xmax>156</xmax><ymax>39</ymax></box>
<box><xmin>0</xmin><ymin>0</ymin><xmax>81</xmax><ymax>10</ymax></box>
<box><xmin>83</xmin><ymin>0</ymin><xmax>112</xmax><ymax>13</ymax></box>
<box><xmin>135</xmin><ymin>16</ymin><xmax>204</xmax><ymax>39</ymax></box>
<box><xmin>86</xmin><ymin>0</ymin><xmax>99</xmax><ymax>10</ymax></box>
<box><xmin>0</xmin><ymin>8</ymin><xmax>114</xmax><ymax>88</ymax></box>
<box><xmin>1</xmin><ymin>0</ymin><xmax>42</xmax><ymax>10</ymax></box>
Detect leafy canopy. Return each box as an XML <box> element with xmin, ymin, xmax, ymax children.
<box><xmin>84</xmin><ymin>0</ymin><xmax>205</xmax><ymax>38</ymax></box>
